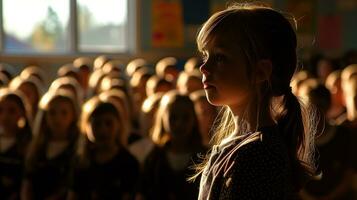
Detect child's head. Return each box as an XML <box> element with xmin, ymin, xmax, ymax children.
<box><xmin>102</xmin><ymin>60</ymin><xmax>123</xmax><ymax>75</ymax></box>
<box><xmin>184</xmin><ymin>57</ymin><xmax>203</xmax><ymax>73</ymax></box>
<box><xmin>176</xmin><ymin>69</ymin><xmax>202</xmax><ymax>95</ymax></box>
<box><xmin>155</xmin><ymin>57</ymin><xmax>179</xmax><ymax>82</ymax></box>
<box><xmin>140</xmin><ymin>92</ymin><xmax>164</xmax><ymax>136</ymax></box>
<box><xmin>315</xmin><ymin>57</ymin><xmax>335</xmax><ymax>82</ymax></box>
<box><xmin>146</xmin><ymin>75</ymin><xmax>174</xmax><ymax>97</ymax></box>
<box><xmin>130</xmin><ymin>67</ymin><xmax>153</xmax><ymax>100</ymax></box>
<box><xmin>126</xmin><ymin>58</ymin><xmax>148</xmax><ymax>77</ymax></box>
<box><xmin>93</xmin><ymin>55</ymin><xmax>111</xmax><ymax>71</ymax></box>
<box><xmin>342</xmin><ymin>76</ymin><xmax>357</xmax><ymax>121</ymax></box>
<box><xmin>10</xmin><ymin>76</ymin><xmax>44</xmax><ymax>116</ymax></box>
<box><xmin>35</xmin><ymin>89</ymin><xmax>80</xmax><ymax>140</ymax></box>
<box><xmin>341</xmin><ymin>64</ymin><xmax>357</xmax><ymax>91</ymax></box>
<box><xmin>151</xmin><ymin>90</ymin><xmax>201</xmax><ymax>148</ymax></box>
<box><xmin>99</xmin><ymin>74</ymin><xmax>126</xmax><ymax>93</ymax></box>
<box><xmin>20</xmin><ymin>65</ymin><xmax>46</xmax><ymax>85</ymax></box>
<box><xmin>0</xmin><ymin>88</ymin><xmax>32</xmax><ymax>137</ymax></box>
<box><xmin>99</xmin><ymin>89</ymin><xmax>132</xmax><ymax>132</ymax></box>
<box><xmin>88</xmin><ymin>69</ymin><xmax>107</xmax><ymax>96</ymax></box>
<box><xmin>291</xmin><ymin>70</ymin><xmax>313</xmax><ymax>96</ymax></box>
<box><xmin>49</xmin><ymin>76</ymin><xmax>84</xmax><ymax>104</ymax></box>
<box><xmin>73</xmin><ymin>57</ymin><xmax>93</xmax><ymax>91</ymax></box>
<box><xmin>198</xmin><ymin>4</ymin><xmax>298</xmax><ymax>109</ymax></box>
<box><xmin>81</xmin><ymin>97</ymin><xmax>128</xmax><ymax>150</ymax></box>
<box><xmin>325</xmin><ymin>70</ymin><xmax>344</xmax><ymax>106</ymax></box>
<box><xmin>57</xmin><ymin>63</ymin><xmax>80</xmax><ymax>82</ymax></box>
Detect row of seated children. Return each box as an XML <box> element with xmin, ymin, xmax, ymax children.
<box><xmin>0</xmin><ymin>56</ymin><xmax>218</xmax><ymax>200</ymax></box>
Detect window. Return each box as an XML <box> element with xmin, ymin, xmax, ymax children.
<box><xmin>3</xmin><ymin>0</ymin><xmax>70</xmax><ymax>53</ymax></box>
<box><xmin>78</xmin><ymin>0</ymin><xmax>128</xmax><ymax>52</ymax></box>
<box><xmin>1</xmin><ymin>0</ymin><xmax>133</xmax><ymax>54</ymax></box>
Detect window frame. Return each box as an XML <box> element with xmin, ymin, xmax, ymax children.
<box><xmin>0</xmin><ymin>0</ymin><xmax>137</xmax><ymax>57</ymax></box>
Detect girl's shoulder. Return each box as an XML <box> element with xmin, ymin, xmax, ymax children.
<box><xmin>215</xmin><ymin>129</ymin><xmax>296</xmax><ymax>199</ymax></box>
<box><xmin>218</xmin><ymin>126</ymin><xmax>289</xmax><ymax>177</ymax></box>
<box><xmin>236</xmin><ymin>126</ymin><xmax>288</xmax><ymax>163</ymax></box>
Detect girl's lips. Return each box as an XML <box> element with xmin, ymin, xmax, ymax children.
<box><xmin>203</xmin><ymin>82</ymin><xmax>214</xmax><ymax>89</ymax></box>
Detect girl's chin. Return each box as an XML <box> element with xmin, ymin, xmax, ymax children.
<box><xmin>206</xmin><ymin>96</ymin><xmax>223</xmax><ymax>107</ymax></box>
<box><xmin>204</xmin><ymin>91</ymin><xmax>222</xmax><ymax>106</ymax></box>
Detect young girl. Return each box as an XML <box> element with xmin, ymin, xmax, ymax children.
<box><xmin>73</xmin><ymin>57</ymin><xmax>92</xmax><ymax>95</ymax></box>
<box><xmin>194</xmin><ymin>3</ymin><xmax>319</xmax><ymax>199</ymax></box>
<box><xmin>10</xmin><ymin>76</ymin><xmax>44</xmax><ymax>118</ymax></box>
<box><xmin>21</xmin><ymin>89</ymin><xmax>80</xmax><ymax>200</ymax></box>
<box><xmin>68</xmin><ymin>97</ymin><xmax>139</xmax><ymax>200</ymax></box>
<box><xmin>142</xmin><ymin>90</ymin><xmax>204</xmax><ymax>200</ymax></box>
<box><xmin>129</xmin><ymin>92</ymin><xmax>164</xmax><ymax>166</ymax></box>
<box><xmin>0</xmin><ymin>89</ymin><xmax>32</xmax><ymax>200</ymax></box>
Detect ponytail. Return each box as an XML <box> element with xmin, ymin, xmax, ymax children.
<box><xmin>276</xmin><ymin>87</ymin><xmax>317</xmax><ymax>189</ymax></box>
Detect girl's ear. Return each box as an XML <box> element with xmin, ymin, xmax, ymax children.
<box><xmin>255</xmin><ymin>59</ymin><xmax>272</xmax><ymax>83</ymax></box>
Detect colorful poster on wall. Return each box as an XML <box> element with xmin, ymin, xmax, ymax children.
<box><xmin>152</xmin><ymin>0</ymin><xmax>184</xmax><ymax>48</ymax></box>
<box><xmin>317</xmin><ymin>15</ymin><xmax>342</xmax><ymax>50</ymax></box>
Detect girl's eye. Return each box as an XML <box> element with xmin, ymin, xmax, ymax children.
<box><xmin>214</xmin><ymin>54</ymin><xmax>226</xmax><ymax>63</ymax></box>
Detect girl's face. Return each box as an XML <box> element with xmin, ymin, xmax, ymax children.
<box><xmin>79</xmin><ymin>68</ymin><xmax>90</xmax><ymax>89</ymax></box>
<box><xmin>155</xmin><ymin>82</ymin><xmax>173</xmax><ymax>94</ymax></box>
<box><xmin>90</xmin><ymin>112</ymin><xmax>120</xmax><ymax>147</ymax></box>
<box><xmin>163</xmin><ymin>101</ymin><xmax>195</xmax><ymax>141</ymax></box>
<box><xmin>200</xmin><ymin>35</ymin><xmax>251</xmax><ymax>112</ymax></box>
<box><xmin>19</xmin><ymin>83</ymin><xmax>39</xmax><ymax>109</ymax></box>
<box><xmin>0</xmin><ymin>98</ymin><xmax>24</xmax><ymax>135</ymax></box>
<box><xmin>164</xmin><ymin>66</ymin><xmax>179</xmax><ymax>81</ymax></box>
<box><xmin>46</xmin><ymin>98</ymin><xmax>75</xmax><ymax>138</ymax></box>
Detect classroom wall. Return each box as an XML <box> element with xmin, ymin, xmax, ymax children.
<box><xmin>1</xmin><ymin>0</ymin><xmax>356</xmax><ymax>71</ymax></box>
<box><xmin>140</xmin><ymin>0</ymin><xmax>357</xmax><ymax>58</ymax></box>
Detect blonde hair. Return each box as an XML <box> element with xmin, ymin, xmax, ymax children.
<box><xmin>176</xmin><ymin>69</ymin><xmax>202</xmax><ymax>95</ymax></box>
<box><xmin>192</xmin><ymin>3</ymin><xmax>318</xmax><ymax>188</ymax></box>
<box><xmin>126</xmin><ymin>58</ymin><xmax>147</xmax><ymax>77</ymax></box>
<box><xmin>26</xmin><ymin>89</ymin><xmax>80</xmax><ymax>172</ymax></box>
<box><xmin>155</xmin><ymin>57</ymin><xmax>178</xmax><ymax>78</ymax></box>
<box><xmin>77</xmin><ymin>96</ymin><xmax>129</xmax><ymax>166</ymax></box>
<box><xmin>0</xmin><ymin>88</ymin><xmax>33</xmax><ymax>157</ymax></box>
<box><xmin>20</xmin><ymin>65</ymin><xmax>46</xmax><ymax>85</ymax></box>
<box><xmin>49</xmin><ymin>76</ymin><xmax>84</xmax><ymax>104</ymax></box>
<box><xmin>150</xmin><ymin>90</ymin><xmax>201</xmax><ymax>148</ymax></box>
<box><xmin>341</xmin><ymin>64</ymin><xmax>357</xmax><ymax>92</ymax></box>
